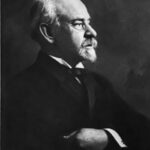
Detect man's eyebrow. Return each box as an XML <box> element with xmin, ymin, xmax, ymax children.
<box><xmin>71</xmin><ymin>18</ymin><xmax>91</xmax><ymax>22</ymax></box>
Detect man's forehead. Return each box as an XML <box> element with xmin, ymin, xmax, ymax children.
<box><xmin>55</xmin><ymin>0</ymin><xmax>90</xmax><ymax>21</ymax></box>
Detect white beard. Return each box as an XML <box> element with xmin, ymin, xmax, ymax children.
<box><xmin>79</xmin><ymin>47</ymin><xmax>97</xmax><ymax>63</ymax></box>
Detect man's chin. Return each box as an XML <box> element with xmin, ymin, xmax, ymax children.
<box><xmin>86</xmin><ymin>55</ymin><xmax>97</xmax><ymax>63</ymax></box>
<box><xmin>79</xmin><ymin>47</ymin><xmax>97</xmax><ymax>63</ymax></box>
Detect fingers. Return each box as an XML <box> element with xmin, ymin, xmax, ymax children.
<box><xmin>63</xmin><ymin>130</ymin><xmax>79</xmax><ymax>140</ymax></box>
<box><xmin>63</xmin><ymin>130</ymin><xmax>81</xmax><ymax>149</ymax></box>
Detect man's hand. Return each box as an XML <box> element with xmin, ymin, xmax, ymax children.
<box><xmin>63</xmin><ymin>128</ymin><xmax>108</xmax><ymax>150</ymax></box>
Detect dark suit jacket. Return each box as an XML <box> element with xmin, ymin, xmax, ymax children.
<box><xmin>3</xmin><ymin>51</ymin><xmax>150</xmax><ymax>150</ymax></box>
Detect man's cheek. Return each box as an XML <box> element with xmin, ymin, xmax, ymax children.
<box><xmin>72</xmin><ymin>37</ymin><xmax>83</xmax><ymax>48</ymax></box>
<box><xmin>72</xmin><ymin>32</ymin><xmax>84</xmax><ymax>43</ymax></box>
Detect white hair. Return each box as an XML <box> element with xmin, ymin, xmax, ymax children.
<box><xmin>30</xmin><ymin>0</ymin><xmax>58</xmax><ymax>39</ymax></box>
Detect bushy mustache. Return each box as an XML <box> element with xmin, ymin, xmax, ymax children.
<box><xmin>81</xmin><ymin>38</ymin><xmax>98</xmax><ymax>49</ymax></box>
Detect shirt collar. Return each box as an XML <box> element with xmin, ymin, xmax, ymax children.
<box><xmin>49</xmin><ymin>55</ymin><xmax>84</xmax><ymax>69</ymax></box>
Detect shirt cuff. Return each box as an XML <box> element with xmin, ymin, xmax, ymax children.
<box><xmin>104</xmin><ymin>128</ymin><xmax>127</xmax><ymax>148</ymax></box>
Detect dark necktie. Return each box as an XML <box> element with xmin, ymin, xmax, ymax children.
<box><xmin>70</xmin><ymin>68</ymin><xmax>96</xmax><ymax>120</ymax></box>
<box><xmin>71</xmin><ymin>68</ymin><xmax>87</xmax><ymax>84</ymax></box>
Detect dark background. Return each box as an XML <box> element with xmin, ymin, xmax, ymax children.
<box><xmin>2</xmin><ymin>0</ymin><xmax>150</xmax><ymax>118</ymax></box>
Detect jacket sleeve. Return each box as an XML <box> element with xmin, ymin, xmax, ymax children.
<box><xmin>93</xmin><ymin>73</ymin><xmax>150</xmax><ymax>150</ymax></box>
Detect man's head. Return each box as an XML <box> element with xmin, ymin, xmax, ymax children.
<box><xmin>31</xmin><ymin>0</ymin><xmax>98</xmax><ymax>66</ymax></box>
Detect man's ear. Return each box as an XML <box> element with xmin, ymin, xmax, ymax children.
<box><xmin>39</xmin><ymin>23</ymin><xmax>55</xmax><ymax>44</ymax></box>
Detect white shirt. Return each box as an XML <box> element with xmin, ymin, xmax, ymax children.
<box><xmin>50</xmin><ymin>55</ymin><xmax>84</xmax><ymax>69</ymax></box>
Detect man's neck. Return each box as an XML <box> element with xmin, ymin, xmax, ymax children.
<box><xmin>49</xmin><ymin>55</ymin><xmax>84</xmax><ymax>69</ymax></box>
<box><xmin>41</xmin><ymin>46</ymin><xmax>82</xmax><ymax>67</ymax></box>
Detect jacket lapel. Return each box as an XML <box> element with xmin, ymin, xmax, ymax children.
<box><xmin>35</xmin><ymin>51</ymin><xmax>86</xmax><ymax>102</ymax></box>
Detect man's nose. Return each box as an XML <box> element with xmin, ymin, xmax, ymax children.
<box><xmin>84</xmin><ymin>25</ymin><xmax>97</xmax><ymax>38</ymax></box>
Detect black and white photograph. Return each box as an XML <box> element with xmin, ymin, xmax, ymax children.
<box><xmin>2</xmin><ymin>0</ymin><xmax>150</xmax><ymax>150</ymax></box>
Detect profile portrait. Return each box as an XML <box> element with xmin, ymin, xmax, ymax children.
<box><xmin>2</xmin><ymin>0</ymin><xmax>150</xmax><ymax>150</ymax></box>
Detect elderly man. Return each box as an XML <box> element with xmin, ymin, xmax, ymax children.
<box><xmin>4</xmin><ymin>0</ymin><xmax>150</xmax><ymax>150</ymax></box>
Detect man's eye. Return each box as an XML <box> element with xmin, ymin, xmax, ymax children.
<box><xmin>72</xmin><ymin>22</ymin><xmax>85</xmax><ymax>30</ymax></box>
